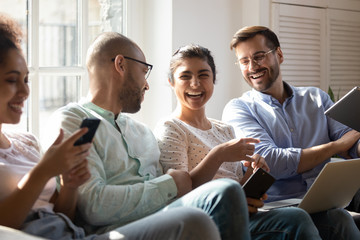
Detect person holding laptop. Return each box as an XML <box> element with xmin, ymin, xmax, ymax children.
<box><xmin>222</xmin><ymin>25</ymin><xmax>360</xmax><ymax>212</ymax></box>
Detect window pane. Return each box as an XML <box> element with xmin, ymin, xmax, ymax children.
<box><xmin>0</xmin><ymin>0</ymin><xmax>28</xmax><ymax>52</ymax></box>
<box><xmin>89</xmin><ymin>0</ymin><xmax>102</xmax><ymax>45</ymax></box>
<box><xmin>39</xmin><ymin>76</ymin><xmax>80</xmax><ymax>143</ymax></box>
<box><xmin>88</xmin><ymin>0</ymin><xmax>126</xmax><ymax>43</ymax></box>
<box><xmin>39</xmin><ymin>0</ymin><xmax>79</xmax><ymax>67</ymax></box>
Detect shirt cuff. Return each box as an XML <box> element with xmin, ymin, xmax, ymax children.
<box><xmin>286</xmin><ymin>147</ymin><xmax>302</xmax><ymax>173</ymax></box>
<box><xmin>151</xmin><ymin>174</ymin><xmax>178</xmax><ymax>201</ymax></box>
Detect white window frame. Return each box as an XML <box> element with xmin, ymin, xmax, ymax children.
<box><xmin>26</xmin><ymin>0</ymin><xmax>126</xmax><ymax>139</ymax></box>
<box><xmin>27</xmin><ymin>0</ymin><xmax>89</xmax><ymax>138</ymax></box>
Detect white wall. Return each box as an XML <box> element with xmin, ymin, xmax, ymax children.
<box><xmin>172</xmin><ymin>0</ymin><xmax>243</xmax><ymax>121</ymax></box>
<box><xmin>128</xmin><ymin>0</ymin><xmax>252</xmax><ymax>130</ymax></box>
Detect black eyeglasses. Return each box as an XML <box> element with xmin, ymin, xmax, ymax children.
<box><xmin>112</xmin><ymin>56</ymin><xmax>153</xmax><ymax>79</ymax></box>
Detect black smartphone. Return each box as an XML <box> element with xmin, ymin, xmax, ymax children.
<box><xmin>242</xmin><ymin>168</ymin><xmax>275</xmax><ymax>199</ymax></box>
<box><xmin>74</xmin><ymin>118</ymin><xmax>101</xmax><ymax>146</ymax></box>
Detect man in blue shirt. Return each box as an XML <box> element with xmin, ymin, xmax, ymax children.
<box><xmin>223</xmin><ymin>25</ymin><xmax>360</xmax><ymax>202</ymax></box>
<box><xmin>222</xmin><ymin>25</ymin><xmax>360</xmax><ymax>218</ymax></box>
<box><xmin>47</xmin><ymin>32</ymin><xmax>329</xmax><ymax>240</ymax></box>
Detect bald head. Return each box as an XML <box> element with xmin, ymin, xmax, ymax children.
<box><xmin>86</xmin><ymin>32</ymin><xmax>140</xmax><ymax>71</ymax></box>
<box><xmin>85</xmin><ymin>32</ymin><xmax>149</xmax><ymax>114</ymax></box>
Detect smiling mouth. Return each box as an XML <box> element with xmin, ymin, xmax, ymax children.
<box><xmin>186</xmin><ymin>91</ymin><xmax>203</xmax><ymax>98</ymax></box>
<box><xmin>9</xmin><ymin>103</ymin><xmax>24</xmax><ymax>113</ymax></box>
<box><xmin>249</xmin><ymin>70</ymin><xmax>266</xmax><ymax>79</ymax></box>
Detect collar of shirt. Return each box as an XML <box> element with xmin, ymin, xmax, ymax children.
<box><xmin>251</xmin><ymin>81</ymin><xmax>295</xmax><ymax>107</ymax></box>
<box><xmin>82</xmin><ymin>101</ymin><xmax>122</xmax><ymax>131</ymax></box>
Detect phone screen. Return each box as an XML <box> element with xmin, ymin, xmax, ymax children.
<box><xmin>242</xmin><ymin>168</ymin><xmax>275</xmax><ymax>199</ymax></box>
<box><xmin>74</xmin><ymin>118</ymin><xmax>101</xmax><ymax>146</ymax></box>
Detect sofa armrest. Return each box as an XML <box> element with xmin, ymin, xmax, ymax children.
<box><xmin>0</xmin><ymin>225</ymin><xmax>46</xmax><ymax>240</ymax></box>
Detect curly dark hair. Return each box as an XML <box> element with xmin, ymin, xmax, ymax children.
<box><xmin>0</xmin><ymin>13</ymin><xmax>23</xmax><ymax>65</ymax></box>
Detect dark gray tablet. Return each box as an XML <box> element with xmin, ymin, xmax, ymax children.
<box><xmin>325</xmin><ymin>86</ymin><xmax>360</xmax><ymax>132</ymax></box>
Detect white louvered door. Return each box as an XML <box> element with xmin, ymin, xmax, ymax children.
<box><xmin>328</xmin><ymin>0</ymin><xmax>360</xmax><ymax>10</ymax></box>
<box><xmin>271</xmin><ymin>2</ymin><xmax>360</xmax><ymax>99</ymax></box>
<box><xmin>327</xmin><ymin>9</ymin><xmax>360</xmax><ymax>100</ymax></box>
<box><xmin>271</xmin><ymin>3</ymin><xmax>326</xmax><ymax>90</ymax></box>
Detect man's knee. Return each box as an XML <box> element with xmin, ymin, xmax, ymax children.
<box><xmin>173</xmin><ymin>207</ymin><xmax>221</xmax><ymax>240</ymax></box>
<box><xmin>187</xmin><ymin>178</ymin><xmax>247</xmax><ymax>218</ymax></box>
<box><xmin>326</xmin><ymin>208</ymin><xmax>355</xmax><ymax>224</ymax></box>
<box><xmin>277</xmin><ymin>207</ymin><xmax>311</xmax><ymax>221</ymax></box>
<box><xmin>211</xmin><ymin>178</ymin><xmax>245</xmax><ymax>201</ymax></box>
<box><xmin>267</xmin><ymin>207</ymin><xmax>314</xmax><ymax>228</ymax></box>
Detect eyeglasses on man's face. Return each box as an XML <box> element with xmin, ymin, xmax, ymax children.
<box><xmin>236</xmin><ymin>48</ymin><xmax>277</xmax><ymax>69</ymax></box>
<box><xmin>111</xmin><ymin>56</ymin><xmax>153</xmax><ymax>80</ymax></box>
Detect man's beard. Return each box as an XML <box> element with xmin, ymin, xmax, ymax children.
<box><xmin>120</xmin><ymin>87</ymin><xmax>142</xmax><ymax>113</ymax></box>
<box><xmin>247</xmin><ymin>64</ymin><xmax>280</xmax><ymax>93</ymax></box>
<box><xmin>119</xmin><ymin>71</ymin><xmax>145</xmax><ymax>113</ymax></box>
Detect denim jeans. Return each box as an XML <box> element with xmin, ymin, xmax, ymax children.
<box><xmin>347</xmin><ymin>188</ymin><xmax>360</xmax><ymax>213</ymax></box>
<box><xmin>165</xmin><ymin>178</ymin><xmax>322</xmax><ymax>240</ymax></box>
<box><xmin>100</xmin><ymin>207</ymin><xmax>221</xmax><ymax>240</ymax></box>
<box><xmin>165</xmin><ymin>178</ymin><xmax>250</xmax><ymax>240</ymax></box>
<box><xmin>23</xmin><ymin>207</ymin><xmax>221</xmax><ymax>240</ymax></box>
<box><xmin>311</xmin><ymin>208</ymin><xmax>360</xmax><ymax>240</ymax></box>
<box><xmin>249</xmin><ymin>207</ymin><xmax>320</xmax><ymax>239</ymax></box>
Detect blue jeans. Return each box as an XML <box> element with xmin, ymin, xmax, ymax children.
<box><xmin>250</xmin><ymin>207</ymin><xmax>321</xmax><ymax>239</ymax></box>
<box><xmin>165</xmin><ymin>178</ymin><xmax>250</xmax><ymax>240</ymax></box>
<box><xmin>311</xmin><ymin>208</ymin><xmax>360</xmax><ymax>240</ymax></box>
<box><xmin>100</xmin><ymin>207</ymin><xmax>221</xmax><ymax>240</ymax></box>
<box><xmin>22</xmin><ymin>207</ymin><xmax>221</xmax><ymax>240</ymax></box>
<box><xmin>165</xmin><ymin>179</ymin><xmax>321</xmax><ymax>240</ymax></box>
<box><xmin>347</xmin><ymin>188</ymin><xmax>360</xmax><ymax>212</ymax></box>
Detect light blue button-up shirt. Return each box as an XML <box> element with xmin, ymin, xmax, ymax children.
<box><xmin>222</xmin><ymin>82</ymin><xmax>359</xmax><ymax>202</ymax></box>
<box><xmin>51</xmin><ymin>101</ymin><xmax>177</xmax><ymax>233</ymax></box>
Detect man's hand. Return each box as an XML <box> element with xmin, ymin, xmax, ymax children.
<box><xmin>299</xmin><ymin>130</ymin><xmax>360</xmax><ymax>173</ymax></box>
<box><xmin>166</xmin><ymin>169</ymin><xmax>192</xmax><ymax>197</ymax></box>
<box><xmin>334</xmin><ymin>130</ymin><xmax>360</xmax><ymax>154</ymax></box>
<box><xmin>247</xmin><ymin>194</ymin><xmax>267</xmax><ymax>214</ymax></box>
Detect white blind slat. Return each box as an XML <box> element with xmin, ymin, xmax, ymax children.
<box><xmin>329</xmin><ymin>9</ymin><xmax>360</xmax><ymax>99</ymax></box>
<box><xmin>273</xmin><ymin>4</ymin><xmax>325</xmax><ymax>89</ymax></box>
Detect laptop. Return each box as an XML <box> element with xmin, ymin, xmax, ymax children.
<box><xmin>261</xmin><ymin>158</ymin><xmax>360</xmax><ymax>214</ymax></box>
<box><xmin>324</xmin><ymin>86</ymin><xmax>360</xmax><ymax>132</ymax></box>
